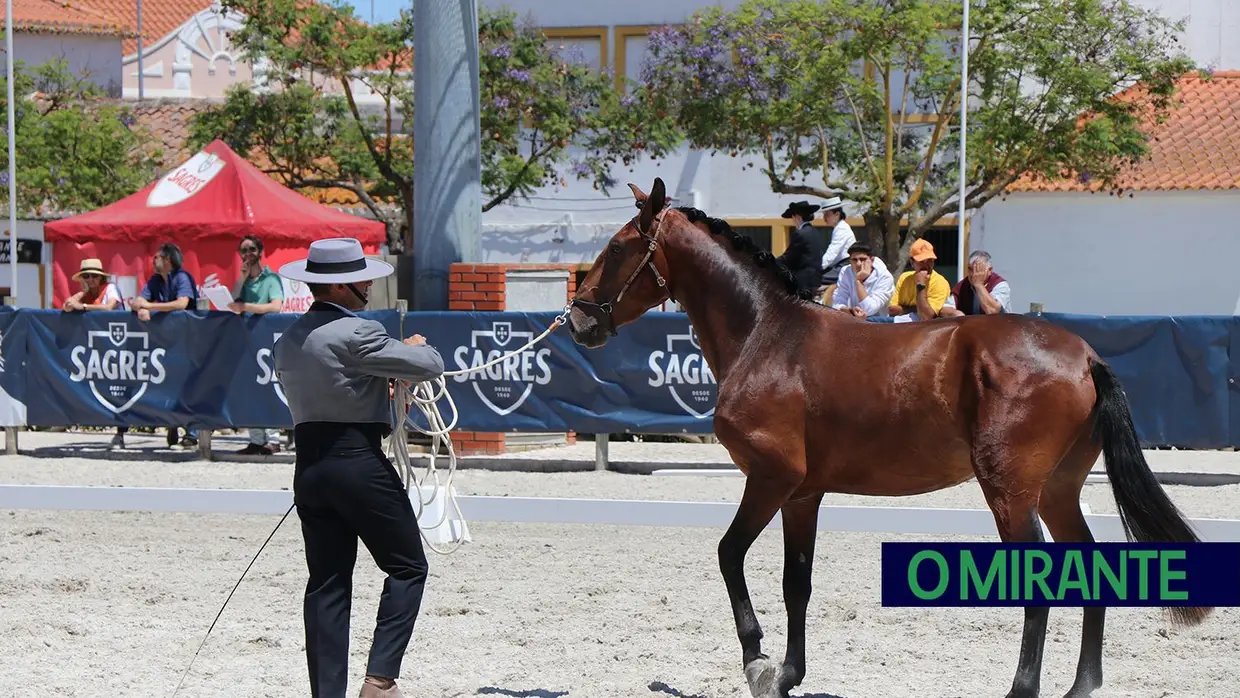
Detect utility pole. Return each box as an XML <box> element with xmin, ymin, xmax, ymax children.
<box><xmin>6</xmin><ymin>0</ymin><xmax>18</xmax><ymax>305</ymax></box>
<box><xmin>412</xmin><ymin>0</ymin><xmax>482</xmax><ymax>309</ymax></box>
<box><xmin>137</xmin><ymin>0</ymin><xmax>144</xmax><ymax>100</ymax></box>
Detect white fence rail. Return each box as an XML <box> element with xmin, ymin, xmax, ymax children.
<box><xmin>3</xmin><ymin>484</ymin><xmax>1240</xmax><ymax>542</ymax></box>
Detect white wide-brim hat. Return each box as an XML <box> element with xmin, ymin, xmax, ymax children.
<box><xmin>278</xmin><ymin>237</ymin><xmax>393</xmax><ymax>284</ymax></box>
<box><xmin>819</xmin><ymin>195</ymin><xmax>845</xmax><ymax>212</ymax></box>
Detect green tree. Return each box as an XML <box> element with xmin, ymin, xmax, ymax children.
<box><xmin>638</xmin><ymin>0</ymin><xmax>1196</xmax><ymax>271</ymax></box>
<box><xmin>0</xmin><ymin>59</ymin><xmax>163</xmax><ymax>216</ymax></box>
<box><xmin>193</xmin><ymin>0</ymin><xmax>676</xmax><ymax>252</ymax></box>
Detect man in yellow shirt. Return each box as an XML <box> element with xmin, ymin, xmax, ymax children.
<box><xmin>889</xmin><ymin>238</ymin><xmax>951</xmax><ymax>322</ymax></box>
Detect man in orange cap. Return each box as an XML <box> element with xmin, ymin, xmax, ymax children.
<box><xmin>888</xmin><ymin>238</ymin><xmax>951</xmax><ymax>322</ymax></box>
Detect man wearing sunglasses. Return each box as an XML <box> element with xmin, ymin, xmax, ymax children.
<box><xmin>230</xmin><ymin>235</ymin><xmax>286</xmax><ymax>454</ymax></box>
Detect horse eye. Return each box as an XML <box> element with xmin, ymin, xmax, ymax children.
<box><xmin>608</xmin><ymin>243</ymin><xmax>623</xmax><ymax>257</ymax></box>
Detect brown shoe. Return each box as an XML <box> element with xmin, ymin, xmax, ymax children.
<box><xmin>358</xmin><ymin>676</ymin><xmax>404</xmax><ymax>698</ymax></box>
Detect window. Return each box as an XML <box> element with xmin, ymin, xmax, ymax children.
<box><xmin>614</xmin><ymin>25</ymin><xmax>676</xmax><ymax>94</ymax></box>
<box><xmin>539</xmin><ymin>27</ymin><xmax>608</xmax><ymax>73</ymax></box>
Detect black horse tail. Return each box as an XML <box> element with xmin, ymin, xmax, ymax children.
<box><xmin>1089</xmin><ymin>359</ymin><xmax>1212</xmax><ymax>626</ymax></box>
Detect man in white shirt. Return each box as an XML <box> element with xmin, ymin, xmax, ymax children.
<box><xmin>818</xmin><ymin>195</ymin><xmax>856</xmax><ymax>288</ymax></box>
<box><xmin>831</xmin><ymin>243</ymin><xmax>895</xmax><ymax>318</ymax></box>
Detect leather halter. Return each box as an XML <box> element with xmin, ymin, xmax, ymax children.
<box><xmin>571</xmin><ymin>205</ymin><xmax>670</xmax><ymax>336</ymax></box>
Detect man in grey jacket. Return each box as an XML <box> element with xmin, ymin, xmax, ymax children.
<box><xmin>274</xmin><ymin>238</ymin><xmax>445</xmax><ymax>698</ymax></box>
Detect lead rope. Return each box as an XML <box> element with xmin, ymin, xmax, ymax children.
<box><xmin>171</xmin><ymin>306</ymin><xmax>572</xmax><ymax>697</ymax></box>
<box><xmin>388</xmin><ymin>304</ymin><xmax>571</xmax><ymax>555</ymax></box>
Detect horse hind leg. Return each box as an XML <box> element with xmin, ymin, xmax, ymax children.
<box><xmin>1039</xmin><ymin>437</ymin><xmax>1106</xmax><ymax>698</ymax></box>
<box><xmin>974</xmin><ymin>469</ymin><xmax>1052</xmax><ymax>698</ymax></box>
<box><xmin>718</xmin><ymin>472</ymin><xmax>801</xmax><ymax>698</ymax></box>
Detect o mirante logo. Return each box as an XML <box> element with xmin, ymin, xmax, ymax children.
<box><xmin>880</xmin><ymin>542</ymin><xmax>1240</xmax><ymax>607</ymax></box>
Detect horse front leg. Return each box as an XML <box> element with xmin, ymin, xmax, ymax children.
<box><xmin>718</xmin><ymin>473</ymin><xmax>799</xmax><ymax>698</ymax></box>
<box><xmin>777</xmin><ymin>493</ymin><xmax>824</xmax><ymax>696</ymax></box>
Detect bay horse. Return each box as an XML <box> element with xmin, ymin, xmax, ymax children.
<box><xmin>566</xmin><ymin>177</ymin><xmax>1211</xmax><ymax>698</ymax></box>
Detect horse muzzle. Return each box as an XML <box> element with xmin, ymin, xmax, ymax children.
<box><xmin>567</xmin><ymin>301</ymin><xmax>614</xmax><ymax>347</ymax></box>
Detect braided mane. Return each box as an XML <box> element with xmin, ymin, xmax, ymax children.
<box><xmin>674</xmin><ymin>206</ymin><xmax>818</xmax><ymax>302</ymax></box>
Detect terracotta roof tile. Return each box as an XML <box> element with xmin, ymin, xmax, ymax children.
<box><xmin>90</xmin><ymin>0</ymin><xmax>214</xmax><ymax>57</ymax></box>
<box><xmin>0</xmin><ymin>0</ymin><xmax>131</xmax><ymax>37</ymax></box>
<box><xmin>128</xmin><ymin>98</ymin><xmax>219</xmax><ymax>166</ymax></box>
<box><xmin>1008</xmin><ymin>71</ymin><xmax>1240</xmax><ymax>194</ymax></box>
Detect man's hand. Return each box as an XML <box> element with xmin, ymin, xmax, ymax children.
<box><xmin>969</xmin><ymin>261</ymin><xmax>990</xmax><ymax>288</ymax></box>
<box><xmin>403</xmin><ymin>334</ymin><xmax>426</xmax><ymax>346</ymax></box>
<box><xmin>914</xmin><ymin>269</ymin><xmax>930</xmax><ymax>287</ymax></box>
<box><xmin>849</xmin><ymin>306</ymin><xmax>867</xmax><ymax>319</ymax></box>
<box><xmin>137</xmin><ymin>308</ymin><xmax>151</xmax><ymax>322</ymax></box>
<box><xmin>855</xmin><ymin>259</ymin><xmax>872</xmax><ymax>283</ymax></box>
<box><xmin>129</xmin><ymin>297</ymin><xmax>147</xmax><ymax>311</ymax></box>
<box><xmin>227</xmin><ymin>301</ymin><xmax>246</xmax><ymax>314</ymax></box>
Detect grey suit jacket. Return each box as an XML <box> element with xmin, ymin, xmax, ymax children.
<box><xmin>274</xmin><ymin>302</ymin><xmax>445</xmax><ymax>427</ymax></box>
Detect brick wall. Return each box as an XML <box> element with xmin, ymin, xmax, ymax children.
<box><xmin>447</xmin><ymin>263</ymin><xmax>578</xmax><ymax>455</ymax></box>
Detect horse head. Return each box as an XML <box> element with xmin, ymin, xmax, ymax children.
<box><xmin>568</xmin><ymin>177</ymin><xmax>674</xmax><ymax>348</ymax></box>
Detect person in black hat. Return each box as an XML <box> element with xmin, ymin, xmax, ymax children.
<box><xmin>776</xmin><ymin>200</ymin><xmax>828</xmax><ymax>296</ymax></box>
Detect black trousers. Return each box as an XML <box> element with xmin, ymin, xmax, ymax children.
<box><xmin>292</xmin><ymin>422</ymin><xmax>429</xmax><ymax>698</ymax></box>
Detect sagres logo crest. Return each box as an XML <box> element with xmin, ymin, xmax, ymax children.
<box><xmin>69</xmin><ymin>322</ymin><xmax>167</xmax><ymax>413</ymax></box>
<box><xmin>452</xmin><ymin>321</ymin><xmax>551</xmax><ymax>415</ymax></box>
<box><xmin>256</xmin><ymin>333</ymin><xmax>286</xmax><ymax>406</ymax></box>
<box><xmin>649</xmin><ymin>326</ymin><xmax>716</xmax><ymax>418</ymax></box>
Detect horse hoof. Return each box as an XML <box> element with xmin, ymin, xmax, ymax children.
<box><xmin>744</xmin><ymin>657</ymin><xmax>782</xmax><ymax>698</ymax></box>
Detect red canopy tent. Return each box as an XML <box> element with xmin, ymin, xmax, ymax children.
<box><xmin>44</xmin><ymin>139</ymin><xmax>387</xmax><ymax>310</ymax></box>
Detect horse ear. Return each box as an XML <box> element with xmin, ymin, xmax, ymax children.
<box><xmin>638</xmin><ymin>177</ymin><xmax>667</xmax><ymax>233</ymax></box>
<box><xmin>628</xmin><ymin>182</ymin><xmax>648</xmax><ymax>203</ymax></box>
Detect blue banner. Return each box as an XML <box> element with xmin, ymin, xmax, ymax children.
<box><xmin>408</xmin><ymin>311</ymin><xmax>717</xmax><ymax>434</ymax></box>
<box><xmin>1036</xmin><ymin>313</ymin><xmax>1232</xmax><ymax>449</ymax></box>
<box><xmin>0</xmin><ymin>308</ymin><xmax>1237</xmax><ymax>446</ymax></box>
<box><xmin>18</xmin><ymin>309</ymin><xmax>400</xmax><ymax>429</ymax></box>
<box><xmin>0</xmin><ymin>307</ymin><xmax>28</xmax><ymax>426</ymax></box>
<box><xmin>880</xmin><ymin>542</ymin><xmax>1240</xmax><ymax>607</ymax></box>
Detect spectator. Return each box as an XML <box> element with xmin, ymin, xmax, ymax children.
<box><xmin>130</xmin><ymin>242</ymin><xmax>198</xmax><ymax>321</ymax></box>
<box><xmin>63</xmin><ymin>258</ymin><xmax>122</xmax><ymax>311</ymax></box>
<box><xmin>63</xmin><ymin>259</ymin><xmax>127</xmax><ymax>450</ymax></box>
<box><xmin>230</xmin><ymin>235</ymin><xmax>286</xmax><ymax>455</ymax></box>
<box><xmin>129</xmin><ymin>242</ymin><xmax>200</xmax><ymax>449</ymax></box>
<box><xmin>776</xmin><ymin>201</ymin><xmax>827</xmax><ymax>297</ymax></box>
<box><xmin>888</xmin><ymin>238</ymin><xmax>951</xmax><ymax>322</ymax></box>
<box><xmin>831</xmin><ymin>243</ymin><xmax>894</xmax><ymax>318</ymax></box>
<box><xmin>941</xmin><ymin>250</ymin><xmax>1011</xmax><ymax>317</ymax></box>
<box><xmin>818</xmin><ymin>196</ymin><xmax>857</xmax><ymax>288</ymax></box>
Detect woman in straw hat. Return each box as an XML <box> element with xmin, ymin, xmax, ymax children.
<box><xmin>273</xmin><ymin>238</ymin><xmax>445</xmax><ymax>698</ymax></box>
<box><xmin>62</xmin><ymin>258</ymin><xmax>122</xmax><ymax>311</ymax></box>
<box><xmin>62</xmin><ymin>258</ymin><xmax>128</xmax><ymax>448</ymax></box>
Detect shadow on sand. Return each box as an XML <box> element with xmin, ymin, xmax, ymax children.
<box><xmin>477</xmin><ymin>688</ymin><xmax>569</xmax><ymax>698</ymax></box>
<box><xmin>648</xmin><ymin>680</ymin><xmax>848</xmax><ymax>698</ymax></box>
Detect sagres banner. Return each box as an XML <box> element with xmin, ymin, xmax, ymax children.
<box><xmin>23</xmin><ymin>310</ymin><xmax>250</xmax><ymax>428</ymax></box>
<box><xmin>408</xmin><ymin>311</ymin><xmax>718</xmax><ymax>434</ymax></box>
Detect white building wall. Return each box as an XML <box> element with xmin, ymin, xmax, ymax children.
<box><xmin>474</xmin><ymin>0</ymin><xmax>1236</xmax><ymax>262</ymax></box>
<box><xmin>971</xmin><ymin>191</ymin><xmax>1240</xmax><ymax>316</ymax></box>
<box><xmin>12</xmin><ymin>34</ymin><xmax>122</xmax><ymax>97</ymax></box>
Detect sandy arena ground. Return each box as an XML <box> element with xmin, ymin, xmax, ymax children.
<box><xmin>1</xmin><ymin>440</ymin><xmax>1238</xmax><ymax>697</ymax></box>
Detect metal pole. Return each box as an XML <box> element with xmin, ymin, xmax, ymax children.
<box><xmin>137</xmin><ymin>0</ymin><xmax>144</xmax><ymax>100</ymax></box>
<box><xmin>413</xmin><ymin>0</ymin><xmax>482</xmax><ymax>310</ymax></box>
<box><xmin>594</xmin><ymin>434</ymin><xmax>609</xmax><ymax>471</ymax></box>
<box><xmin>956</xmin><ymin>0</ymin><xmax>970</xmax><ymax>283</ymax></box>
<box><xmin>6</xmin><ymin>0</ymin><xmax>17</xmax><ymax>306</ymax></box>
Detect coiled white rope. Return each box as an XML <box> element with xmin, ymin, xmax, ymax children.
<box><xmin>387</xmin><ymin>306</ymin><xmax>572</xmax><ymax>555</ymax></box>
